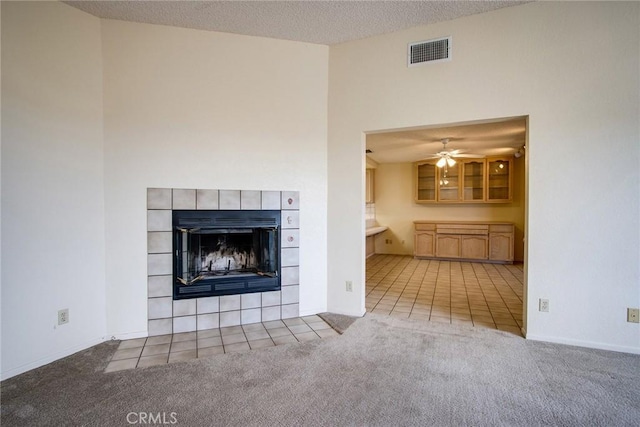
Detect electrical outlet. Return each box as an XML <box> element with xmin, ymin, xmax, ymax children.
<box><xmin>539</xmin><ymin>299</ymin><xmax>549</xmax><ymax>313</ymax></box>
<box><xmin>627</xmin><ymin>308</ymin><xmax>639</xmax><ymax>323</ymax></box>
<box><xmin>345</xmin><ymin>281</ymin><xmax>353</xmax><ymax>292</ymax></box>
<box><xmin>58</xmin><ymin>309</ymin><xmax>69</xmax><ymax>325</ymax></box>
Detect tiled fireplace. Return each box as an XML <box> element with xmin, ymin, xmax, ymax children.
<box><xmin>147</xmin><ymin>188</ymin><xmax>300</xmax><ymax>336</ymax></box>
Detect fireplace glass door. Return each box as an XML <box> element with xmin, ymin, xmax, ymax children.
<box><xmin>176</xmin><ymin>227</ymin><xmax>278</xmax><ymax>285</ymax></box>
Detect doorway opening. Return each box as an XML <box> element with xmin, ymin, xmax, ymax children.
<box><xmin>363</xmin><ymin>116</ymin><xmax>528</xmax><ymax>336</ymax></box>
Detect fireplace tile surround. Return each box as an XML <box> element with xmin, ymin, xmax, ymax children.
<box><xmin>147</xmin><ymin>188</ymin><xmax>300</xmax><ymax>337</ymax></box>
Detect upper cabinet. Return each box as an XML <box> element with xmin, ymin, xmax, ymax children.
<box><xmin>414</xmin><ymin>157</ymin><xmax>513</xmax><ymax>204</ymax></box>
<box><xmin>462</xmin><ymin>160</ymin><xmax>485</xmax><ymax>202</ymax></box>
<box><xmin>438</xmin><ymin>163</ymin><xmax>461</xmax><ymax>202</ymax></box>
<box><xmin>487</xmin><ymin>158</ymin><xmax>512</xmax><ymax>202</ymax></box>
<box><xmin>416</xmin><ymin>162</ymin><xmax>437</xmax><ymax>202</ymax></box>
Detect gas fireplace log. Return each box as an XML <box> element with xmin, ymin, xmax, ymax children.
<box><xmin>257</xmin><ymin>271</ymin><xmax>276</xmax><ymax>278</ymax></box>
<box><xmin>177</xmin><ymin>275</ymin><xmax>205</xmax><ymax>286</ymax></box>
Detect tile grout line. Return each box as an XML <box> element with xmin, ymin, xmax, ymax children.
<box><xmin>486</xmin><ymin>263</ymin><xmax>522</xmax><ymax>328</ymax></box>
<box><xmin>409</xmin><ymin>259</ymin><xmax>430</xmax><ymax>318</ymax></box>
<box><xmin>107</xmin><ymin>316</ymin><xmax>337</xmax><ymax>373</ymax></box>
<box><xmin>366</xmin><ymin>255</ymin><xmax>524</xmax><ymax>335</ymax></box>
<box><xmin>389</xmin><ymin>258</ymin><xmax>420</xmax><ymax>316</ymax></box>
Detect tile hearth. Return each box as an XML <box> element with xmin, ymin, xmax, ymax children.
<box><xmin>106</xmin><ymin>315</ymin><xmax>337</xmax><ymax>372</ymax></box>
<box><xmin>147</xmin><ymin>188</ymin><xmax>301</xmax><ymax>337</ymax></box>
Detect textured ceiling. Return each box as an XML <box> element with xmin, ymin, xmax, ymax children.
<box><xmin>366</xmin><ymin>117</ymin><xmax>527</xmax><ymax>164</ymax></box>
<box><xmin>64</xmin><ymin>0</ymin><xmax>527</xmax><ymax>45</ymax></box>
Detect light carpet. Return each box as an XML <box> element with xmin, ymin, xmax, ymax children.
<box><xmin>2</xmin><ymin>313</ymin><xmax>639</xmax><ymax>426</ymax></box>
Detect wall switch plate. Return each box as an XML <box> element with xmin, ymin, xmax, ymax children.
<box><xmin>58</xmin><ymin>309</ymin><xmax>69</xmax><ymax>325</ymax></box>
<box><xmin>539</xmin><ymin>299</ymin><xmax>549</xmax><ymax>312</ymax></box>
<box><xmin>345</xmin><ymin>281</ymin><xmax>353</xmax><ymax>292</ymax></box>
<box><xmin>627</xmin><ymin>308</ymin><xmax>639</xmax><ymax>323</ymax></box>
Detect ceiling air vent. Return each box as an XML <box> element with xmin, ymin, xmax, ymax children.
<box><xmin>408</xmin><ymin>37</ymin><xmax>451</xmax><ymax>67</ymax></box>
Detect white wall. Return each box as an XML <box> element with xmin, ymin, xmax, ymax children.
<box><xmin>101</xmin><ymin>20</ymin><xmax>329</xmax><ymax>338</ymax></box>
<box><xmin>328</xmin><ymin>2</ymin><xmax>640</xmax><ymax>353</ymax></box>
<box><xmin>1</xmin><ymin>2</ymin><xmax>106</xmax><ymax>379</ymax></box>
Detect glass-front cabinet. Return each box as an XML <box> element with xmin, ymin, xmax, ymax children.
<box><xmin>437</xmin><ymin>163</ymin><xmax>461</xmax><ymax>201</ymax></box>
<box><xmin>462</xmin><ymin>160</ymin><xmax>485</xmax><ymax>201</ymax></box>
<box><xmin>415</xmin><ymin>156</ymin><xmax>512</xmax><ymax>203</ymax></box>
<box><xmin>487</xmin><ymin>158</ymin><xmax>512</xmax><ymax>202</ymax></box>
<box><xmin>415</xmin><ymin>162</ymin><xmax>437</xmax><ymax>202</ymax></box>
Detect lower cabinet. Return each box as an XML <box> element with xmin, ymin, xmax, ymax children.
<box><xmin>415</xmin><ymin>229</ymin><xmax>435</xmax><ymax>257</ymax></box>
<box><xmin>461</xmin><ymin>235</ymin><xmax>489</xmax><ymax>259</ymax></box>
<box><xmin>414</xmin><ymin>221</ymin><xmax>514</xmax><ymax>263</ymax></box>
<box><xmin>436</xmin><ymin>235</ymin><xmax>461</xmax><ymax>258</ymax></box>
<box><xmin>489</xmin><ymin>232</ymin><xmax>513</xmax><ymax>261</ymax></box>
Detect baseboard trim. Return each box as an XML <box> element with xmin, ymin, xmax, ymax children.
<box><xmin>526</xmin><ymin>333</ymin><xmax>640</xmax><ymax>355</ymax></box>
<box><xmin>1</xmin><ymin>336</ymin><xmax>106</xmax><ymax>381</ymax></box>
<box><xmin>107</xmin><ymin>330</ymin><xmax>148</xmax><ymax>341</ymax></box>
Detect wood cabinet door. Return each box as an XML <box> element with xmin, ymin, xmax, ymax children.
<box><xmin>415</xmin><ymin>162</ymin><xmax>436</xmax><ymax>202</ymax></box>
<box><xmin>415</xmin><ymin>232</ymin><xmax>435</xmax><ymax>257</ymax></box>
<box><xmin>462</xmin><ymin>160</ymin><xmax>485</xmax><ymax>201</ymax></box>
<box><xmin>487</xmin><ymin>158</ymin><xmax>513</xmax><ymax>202</ymax></box>
<box><xmin>436</xmin><ymin>235</ymin><xmax>461</xmax><ymax>258</ymax></box>
<box><xmin>437</xmin><ymin>163</ymin><xmax>461</xmax><ymax>202</ymax></box>
<box><xmin>489</xmin><ymin>233</ymin><xmax>514</xmax><ymax>261</ymax></box>
<box><xmin>461</xmin><ymin>235</ymin><xmax>488</xmax><ymax>259</ymax></box>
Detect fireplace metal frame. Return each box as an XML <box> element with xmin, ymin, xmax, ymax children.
<box><xmin>172</xmin><ymin>210</ymin><xmax>281</xmax><ymax>300</ymax></box>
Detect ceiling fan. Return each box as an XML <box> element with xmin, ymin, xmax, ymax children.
<box><xmin>424</xmin><ymin>138</ymin><xmax>485</xmax><ymax>168</ymax></box>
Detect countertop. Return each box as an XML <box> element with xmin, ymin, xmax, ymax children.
<box><xmin>413</xmin><ymin>220</ymin><xmax>513</xmax><ymax>225</ymax></box>
<box><xmin>366</xmin><ymin>226</ymin><xmax>388</xmax><ymax>236</ymax></box>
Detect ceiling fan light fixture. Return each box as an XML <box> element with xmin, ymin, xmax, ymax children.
<box><xmin>447</xmin><ymin>157</ymin><xmax>456</xmax><ymax>167</ymax></box>
<box><xmin>436</xmin><ymin>157</ymin><xmax>447</xmax><ymax>168</ymax></box>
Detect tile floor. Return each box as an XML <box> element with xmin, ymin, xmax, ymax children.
<box><xmin>105</xmin><ymin>315</ymin><xmax>338</xmax><ymax>373</ymax></box>
<box><xmin>366</xmin><ymin>255</ymin><xmax>524</xmax><ymax>336</ymax></box>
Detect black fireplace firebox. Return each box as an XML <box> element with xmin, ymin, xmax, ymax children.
<box><xmin>173</xmin><ymin>210</ymin><xmax>281</xmax><ymax>300</ymax></box>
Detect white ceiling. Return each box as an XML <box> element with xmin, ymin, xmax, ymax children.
<box><xmin>64</xmin><ymin>0</ymin><xmax>528</xmax><ymax>46</ymax></box>
<box><xmin>366</xmin><ymin>117</ymin><xmax>527</xmax><ymax>164</ymax></box>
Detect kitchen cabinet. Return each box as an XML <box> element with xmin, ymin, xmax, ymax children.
<box><xmin>487</xmin><ymin>158</ymin><xmax>512</xmax><ymax>202</ymax></box>
<box><xmin>414</xmin><ymin>223</ymin><xmax>435</xmax><ymax>257</ymax></box>
<box><xmin>437</xmin><ymin>162</ymin><xmax>461</xmax><ymax>201</ymax></box>
<box><xmin>414</xmin><ymin>157</ymin><xmax>513</xmax><ymax>203</ymax></box>
<box><xmin>414</xmin><ymin>221</ymin><xmax>514</xmax><ymax>263</ymax></box>
<box><xmin>415</xmin><ymin>162</ymin><xmax>437</xmax><ymax>202</ymax></box>
<box><xmin>488</xmin><ymin>224</ymin><xmax>514</xmax><ymax>261</ymax></box>
<box><xmin>463</xmin><ymin>160</ymin><xmax>485</xmax><ymax>201</ymax></box>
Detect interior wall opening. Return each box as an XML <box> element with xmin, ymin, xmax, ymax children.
<box><xmin>363</xmin><ymin>116</ymin><xmax>528</xmax><ymax>336</ymax></box>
